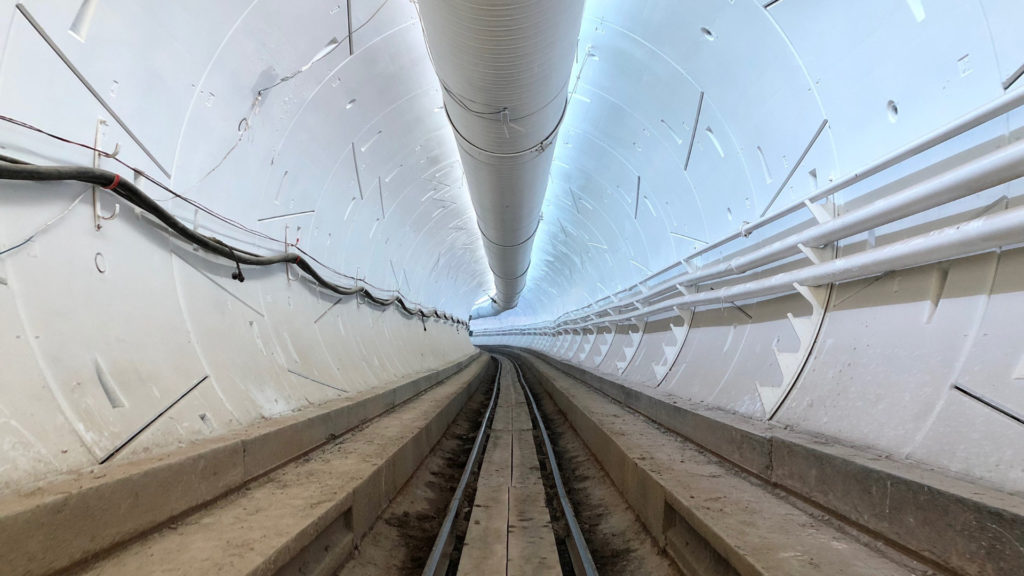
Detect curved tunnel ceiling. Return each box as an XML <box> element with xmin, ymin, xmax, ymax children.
<box><xmin>3</xmin><ymin>0</ymin><xmax>1019</xmax><ymax>325</ymax></box>
<box><xmin>2</xmin><ymin>0</ymin><xmax>1024</xmax><ymax>499</ymax></box>
<box><xmin>474</xmin><ymin>0</ymin><xmax>1023</xmax><ymax>328</ymax></box>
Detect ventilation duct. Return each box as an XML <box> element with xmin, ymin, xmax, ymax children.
<box><xmin>417</xmin><ymin>0</ymin><xmax>585</xmax><ymax>319</ymax></box>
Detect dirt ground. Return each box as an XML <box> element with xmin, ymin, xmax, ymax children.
<box><xmin>524</xmin><ymin>372</ymin><xmax>683</xmax><ymax>576</ymax></box>
<box><xmin>338</xmin><ymin>377</ymin><xmax>493</xmax><ymax>576</ymax></box>
<box><xmin>339</xmin><ymin>356</ymin><xmax>681</xmax><ymax>576</ymax></box>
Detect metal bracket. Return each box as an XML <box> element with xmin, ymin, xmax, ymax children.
<box><xmin>797</xmin><ymin>242</ymin><xmax>832</xmax><ymax>265</ymax></box>
<box><xmin>802</xmin><ymin>198</ymin><xmax>835</xmax><ymax>223</ymax></box>
<box><xmin>616</xmin><ymin>318</ymin><xmax>647</xmax><ymax>375</ymax></box>
<box><xmin>652</xmin><ymin>306</ymin><xmax>693</xmax><ymax>384</ymax></box>
<box><xmin>284</xmin><ymin>224</ymin><xmax>300</xmax><ymax>281</ymax></box>
<box><xmin>92</xmin><ymin>119</ymin><xmax>120</xmax><ymax>230</ymax></box>
<box><xmin>760</xmin><ymin>281</ymin><xmax>831</xmax><ymax>420</ymax></box>
<box><xmin>577</xmin><ymin>327</ymin><xmax>598</xmax><ymax>361</ymax></box>
<box><xmin>592</xmin><ymin>325</ymin><xmax>616</xmax><ymax>366</ymax></box>
<box><xmin>803</xmin><ymin>198</ymin><xmax>835</xmax><ymax>224</ymax></box>
<box><xmin>793</xmin><ymin>281</ymin><xmax>828</xmax><ymax>315</ymax></box>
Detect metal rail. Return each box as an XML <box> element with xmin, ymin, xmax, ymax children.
<box><xmin>475</xmin><ymin>113</ymin><xmax>1024</xmax><ymax>338</ymax></box>
<box><xmin>489</xmin><ymin>88</ymin><xmax>1024</xmax><ymax>335</ymax></box>
<box><xmin>422</xmin><ymin>360</ymin><xmax>502</xmax><ymax>576</ymax></box>
<box><xmin>507</xmin><ymin>355</ymin><xmax>598</xmax><ymax>576</ymax></box>
<box><xmin>479</xmin><ymin>200</ymin><xmax>1024</xmax><ymax>337</ymax></box>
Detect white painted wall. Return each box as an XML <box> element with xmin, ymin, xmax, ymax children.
<box><xmin>3</xmin><ymin>0</ymin><xmax>1024</xmax><ymax>500</ymax></box>
<box><xmin>0</xmin><ymin>0</ymin><xmax>485</xmax><ymax>493</ymax></box>
<box><xmin>476</xmin><ymin>0</ymin><xmax>1024</xmax><ymax>496</ymax></box>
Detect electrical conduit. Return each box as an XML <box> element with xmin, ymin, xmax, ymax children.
<box><xmin>416</xmin><ymin>0</ymin><xmax>585</xmax><ymax>319</ymax></box>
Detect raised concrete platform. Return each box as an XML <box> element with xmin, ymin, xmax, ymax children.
<box><xmin>0</xmin><ymin>353</ymin><xmax>487</xmax><ymax>576</ymax></box>
<box><xmin>73</xmin><ymin>354</ymin><xmax>492</xmax><ymax>576</ymax></box>
<box><xmin>513</xmin><ymin>351</ymin><xmax>943</xmax><ymax>576</ymax></box>
<box><xmin>509</xmin><ymin>349</ymin><xmax>1024</xmax><ymax>576</ymax></box>
<box><xmin>458</xmin><ymin>357</ymin><xmax>560</xmax><ymax>576</ymax></box>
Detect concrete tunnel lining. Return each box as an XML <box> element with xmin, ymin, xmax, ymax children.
<box><xmin>0</xmin><ymin>1</ymin><xmax>1023</xmax><ymax>574</ymax></box>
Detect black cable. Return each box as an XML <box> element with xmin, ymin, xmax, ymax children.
<box><xmin>0</xmin><ymin>158</ymin><xmax>465</xmax><ymax>326</ymax></box>
<box><xmin>0</xmin><ymin>115</ymin><xmax>405</xmax><ymax>295</ymax></box>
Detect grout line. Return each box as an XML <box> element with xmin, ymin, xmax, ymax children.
<box><xmin>684</xmin><ymin>91</ymin><xmax>704</xmax><ymax>171</ymax></box>
<box><xmin>954</xmin><ymin>384</ymin><xmax>1024</xmax><ymax>426</ymax></box>
<box><xmin>352</xmin><ymin>143</ymin><xmax>364</xmax><ymax>200</ymax></box>
<box><xmin>287</xmin><ymin>368</ymin><xmax>348</xmax><ymax>393</ymax></box>
<box><xmin>99</xmin><ymin>375</ymin><xmax>209</xmax><ymax>464</ymax></box>
<box><xmin>1003</xmin><ymin>61</ymin><xmax>1024</xmax><ymax>91</ymax></box>
<box><xmin>761</xmin><ymin>118</ymin><xmax>829</xmax><ymax>218</ymax></box>
<box><xmin>16</xmin><ymin>4</ymin><xmax>172</xmax><ymax>178</ymax></box>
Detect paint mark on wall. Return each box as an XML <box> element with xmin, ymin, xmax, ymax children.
<box><xmin>924</xmin><ymin>265</ymin><xmax>949</xmax><ymax>324</ymax></box>
<box><xmin>198</xmin><ymin>412</ymin><xmax>214</xmax><ymax>433</ymax></box>
<box><xmin>94</xmin><ymin>356</ymin><xmax>126</xmax><ymax>409</ymax></box>
<box><xmin>705</xmin><ymin>127</ymin><xmax>725</xmax><ymax>157</ymax></box>
<box><xmin>957</xmin><ymin>54</ymin><xmax>972</xmax><ymax>77</ymax></box>
<box><xmin>660</xmin><ymin>119</ymin><xmax>684</xmax><ymax>145</ymax></box>
<box><xmin>684</xmin><ymin>91</ymin><xmax>704</xmax><ymax>171</ymax></box>
<box><xmin>273</xmin><ymin>170</ymin><xmax>289</xmax><ymax>204</ymax></box>
<box><xmin>360</xmin><ymin>130</ymin><xmax>383</xmax><ymax>152</ymax></box>
<box><xmin>906</xmin><ymin>0</ymin><xmax>926</xmax><ymax>22</ymax></box>
<box><xmin>68</xmin><ymin>0</ymin><xmax>100</xmax><ymax>42</ymax></box>
<box><xmin>757</xmin><ymin>146</ymin><xmax>773</xmax><ymax>183</ymax></box>
<box><xmin>283</xmin><ymin>333</ymin><xmax>301</xmax><ymax>364</ymax></box>
<box><xmin>1013</xmin><ymin>354</ymin><xmax>1024</xmax><ymax>380</ymax></box>
<box><xmin>258</xmin><ymin>209</ymin><xmax>314</xmax><ymax>223</ymax></box>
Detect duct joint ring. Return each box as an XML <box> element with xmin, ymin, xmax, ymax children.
<box><xmin>490</xmin><ymin>261</ymin><xmax>532</xmax><ymax>281</ymax></box>
<box><xmin>440</xmin><ymin>78</ymin><xmax>571</xmax><ymax>124</ymax></box>
<box><xmin>446</xmin><ymin>96</ymin><xmax>568</xmax><ymax>158</ymax></box>
<box><xmin>477</xmin><ymin>219</ymin><xmax>541</xmax><ymax>249</ymax></box>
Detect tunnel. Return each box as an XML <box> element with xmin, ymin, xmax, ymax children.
<box><xmin>1</xmin><ymin>1</ymin><xmax>1023</xmax><ymax>575</ymax></box>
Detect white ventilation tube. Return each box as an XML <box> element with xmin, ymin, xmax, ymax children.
<box><xmin>417</xmin><ymin>0</ymin><xmax>585</xmax><ymax>319</ymax></box>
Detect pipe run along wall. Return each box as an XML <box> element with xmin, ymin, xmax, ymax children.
<box><xmin>417</xmin><ymin>0</ymin><xmax>585</xmax><ymax>318</ymax></box>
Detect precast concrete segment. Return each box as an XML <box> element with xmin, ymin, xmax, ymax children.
<box><xmin>457</xmin><ymin>357</ymin><xmax>560</xmax><ymax>576</ymax></box>
<box><xmin>73</xmin><ymin>356</ymin><xmax>489</xmax><ymax>576</ymax></box>
<box><xmin>514</xmin><ymin>352</ymin><xmax>934</xmax><ymax>576</ymax></box>
<box><xmin>0</xmin><ymin>354</ymin><xmax>487</xmax><ymax>576</ymax></box>
<box><xmin>516</xmin><ymin>349</ymin><xmax>1024</xmax><ymax>576</ymax></box>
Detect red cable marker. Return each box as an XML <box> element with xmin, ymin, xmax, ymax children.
<box><xmin>102</xmin><ymin>174</ymin><xmax>120</xmax><ymax>190</ymax></box>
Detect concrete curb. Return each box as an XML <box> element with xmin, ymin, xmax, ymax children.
<box><xmin>276</xmin><ymin>356</ymin><xmax>494</xmax><ymax>576</ymax></box>
<box><xmin>0</xmin><ymin>353</ymin><xmax>484</xmax><ymax>576</ymax></box>
<box><xmin>511</xmin><ymin>349</ymin><xmax>1024</xmax><ymax>576</ymax></box>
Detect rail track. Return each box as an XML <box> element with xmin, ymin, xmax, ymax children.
<box><xmin>422</xmin><ymin>355</ymin><xmax>597</xmax><ymax>576</ymax></box>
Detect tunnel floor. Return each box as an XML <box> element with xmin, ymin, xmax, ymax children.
<box><xmin>9</xmin><ymin>352</ymin><xmax>976</xmax><ymax>575</ymax></box>
<box><xmin>340</xmin><ymin>354</ymin><xmax>678</xmax><ymax>575</ymax></box>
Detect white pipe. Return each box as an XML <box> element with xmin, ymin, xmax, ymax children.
<box><xmin>417</xmin><ymin>0</ymin><xmax>585</xmax><ymax>318</ymax></box>
<box><xmin>556</xmin><ymin>203</ymin><xmax>1024</xmax><ymax>330</ymax></box>
<box><xmin>532</xmin><ymin>136</ymin><xmax>1024</xmax><ymax>330</ymax></box>
<box><xmin>686</xmin><ymin>83</ymin><xmax>1024</xmax><ymax>262</ymax></box>
<box><xmin>478</xmin><ymin>202</ymin><xmax>1024</xmax><ymax>335</ymax></box>
<box><xmin>687</xmin><ymin>136</ymin><xmax>1024</xmax><ymax>286</ymax></box>
<box><xmin>549</xmin><ymin>87</ymin><xmax>1024</xmax><ymax>323</ymax></box>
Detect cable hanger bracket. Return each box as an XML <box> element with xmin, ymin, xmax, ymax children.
<box><xmin>91</xmin><ymin>119</ymin><xmax>121</xmax><ymax>230</ymax></box>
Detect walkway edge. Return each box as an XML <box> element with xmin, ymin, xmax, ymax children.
<box><xmin>508</xmin><ymin>349</ymin><xmax>1024</xmax><ymax>576</ymax></box>
<box><xmin>0</xmin><ymin>353</ymin><xmax>485</xmax><ymax>576</ymax></box>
